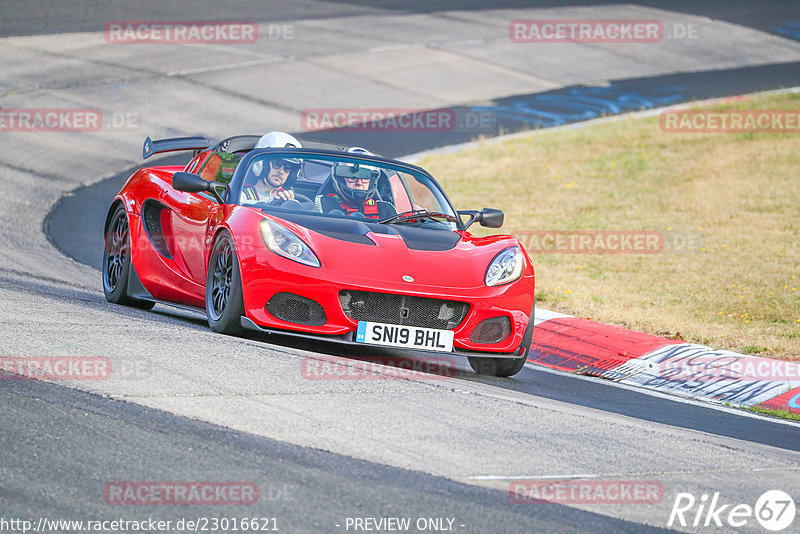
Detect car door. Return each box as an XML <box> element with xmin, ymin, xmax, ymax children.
<box><xmin>167</xmin><ymin>150</ymin><xmax>240</xmax><ymax>286</ymax></box>
<box><xmin>165</xmin><ymin>185</ymin><xmax>220</xmax><ymax>286</ymax></box>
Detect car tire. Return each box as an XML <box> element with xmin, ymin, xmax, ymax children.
<box><xmin>468</xmin><ymin>354</ymin><xmax>527</xmax><ymax>377</ymax></box>
<box><xmin>206</xmin><ymin>230</ymin><xmax>245</xmax><ymax>335</ymax></box>
<box><xmin>102</xmin><ymin>204</ymin><xmax>155</xmax><ymax>310</ymax></box>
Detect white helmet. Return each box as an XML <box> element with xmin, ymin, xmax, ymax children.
<box><xmin>255</xmin><ymin>131</ymin><xmax>302</xmax><ymax>149</ymax></box>
<box><xmin>252</xmin><ymin>132</ymin><xmax>302</xmax><ymax>176</ymax></box>
<box><xmin>346</xmin><ymin>146</ymin><xmax>373</xmax><ymax>156</ymax></box>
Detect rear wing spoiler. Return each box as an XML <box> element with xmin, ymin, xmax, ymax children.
<box><xmin>142</xmin><ymin>135</ymin><xmax>216</xmax><ymax>160</ymax></box>
<box><xmin>142</xmin><ymin>134</ymin><xmax>375</xmax><ymax>160</ymax></box>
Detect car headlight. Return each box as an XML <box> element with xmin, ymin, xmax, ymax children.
<box><xmin>260</xmin><ymin>218</ymin><xmax>320</xmax><ymax>268</ymax></box>
<box><xmin>485</xmin><ymin>246</ymin><xmax>524</xmax><ymax>286</ymax></box>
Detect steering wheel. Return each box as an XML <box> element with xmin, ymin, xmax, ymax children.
<box><xmin>270</xmin><ymin>194</ymin><xmax>315</xmax><ymax>210</ymax></box>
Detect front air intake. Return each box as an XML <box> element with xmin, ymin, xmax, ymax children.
<box><xmin>470</xmin><ymin>316</ymin><xmax>512</xmax><ymax>344</ymax></box>
<box><xmin>266</xmin><ymin>293</ymin><xmax>326</xmax><ymax>326</ymax></box>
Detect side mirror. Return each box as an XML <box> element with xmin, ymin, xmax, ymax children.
<box><xmin>478</xmin><ymin>208</ymin><xmax>504</xmax><ymax>228</ymax></box>
<box><xmin>458</xmin><ymin>208</ymin><xmax>504</xmax><ymax>230</ymax></box>
<box><xmin>172</xmin><ymin>172</ymin><xmax>225</xmax><ymax>203</ymax></box>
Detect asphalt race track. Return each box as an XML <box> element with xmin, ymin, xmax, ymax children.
<box><xmin>2</xmin><ymin>2</ymin><xmax>800</xmax><ymax>533</ymax></box>
<box><xmin>46</xmin><ymin>160</ymin><xmax>800</xmax><ymax>452</ymax></box>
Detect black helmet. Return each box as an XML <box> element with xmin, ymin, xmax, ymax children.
<box><xmin>331</xmin><ymin>147</ymin><xmax>380</xmax><ymax>204</ymax></box>
<box><xmin>331</xmin><ymin>160</ymin><xmax>379</xmax><ymax>204</ymax></box>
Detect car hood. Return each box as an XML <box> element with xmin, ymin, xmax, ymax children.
<box><xmin>269</xmin><ymin>210</ymin><xmax>522</xmax><ymax>291</ymax></box>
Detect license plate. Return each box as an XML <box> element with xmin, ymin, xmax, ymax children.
<box><xmin>356</xmin><ymin>321</ymin><xmax>454</xmax><ymax>352</ymax></box>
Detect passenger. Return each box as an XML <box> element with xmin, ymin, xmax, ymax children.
<box><xmin>241</xmin><ymin>132</ymin><xmax>301</xmax><ymax>203</ymax></box>
<box><xmin>318</xmin><ymin>149</ymin><xmax>395</xmax><ymax>220</ymax></box>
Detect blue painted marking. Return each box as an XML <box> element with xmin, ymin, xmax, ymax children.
<box><xmin>469</xmin><ymin>84</ymin><xmax>684</xmax><ymax>128</ymax></box>
<box><xmin>356</xmin><ymin>321</ymin><xmax>366</xmax><ymax>343</ymax></box>
<box><xmin>774</xmin><ymin>22</ymin><xmax>800</xmax><ymax>41</ymax></box>
<box><xmin>789</xmin><ymin>392</ymin><xmax>800</xmax><ymax>409</ymax></box>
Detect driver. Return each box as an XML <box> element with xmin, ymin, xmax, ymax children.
<box><xmin>241</xmin><ymin>132</ymin><xmax>302</xmax><ymax>203</ymax></box>
<box><xmin>318</xmin><ymin>150</ymin><xmax>396</xmax><ymax>220</ymax></box>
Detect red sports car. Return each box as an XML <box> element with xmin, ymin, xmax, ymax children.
<box><xmin>102</xmin><ymin>135</ymin><xmax>535</xmax><ymax>376</ymax></box>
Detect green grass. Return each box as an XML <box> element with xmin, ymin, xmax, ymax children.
<box><xmin>747</xmin><ymin>405</ymin><xmax>800</xmax><ymax>422</ymax></box>
<box><xmin>421</xmin><ymin>91</ymin><xmax>800</xmax><ymax>359</ymax></box>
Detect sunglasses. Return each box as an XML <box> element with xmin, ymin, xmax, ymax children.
<box><xmin>269</xmin><ymin>159</ymin><xmax>298</xmax><ymax>172</ymax></box>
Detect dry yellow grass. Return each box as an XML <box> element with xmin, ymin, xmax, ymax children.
<box><xmin>420</xmin><ymin>91</ymin><xmax>800</xmax><ymax>359</ymax></box>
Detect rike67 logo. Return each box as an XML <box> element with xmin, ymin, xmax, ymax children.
<box><xmin>668</xmin><ymin>490</ymin><xmax>796</xmax><ymax>531</ymax></box>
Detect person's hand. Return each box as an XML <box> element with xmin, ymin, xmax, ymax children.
<box><xmin>271</xmin><ymin>188</ymin><xmax>295</xmax><ymax>201</ymax></box>
<box><xmin>277</xmin><ymin>189</ymin><xmax>295</xmax><ymax>201</ymax></box>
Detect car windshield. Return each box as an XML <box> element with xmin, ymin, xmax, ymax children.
<box><xmin>236</xmin><ymin>153</ymin><xmax>459</xmax><ymax>231</ymax></box>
